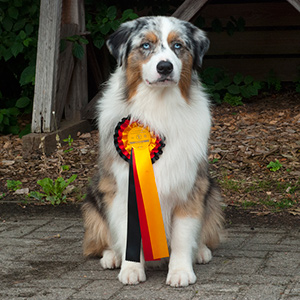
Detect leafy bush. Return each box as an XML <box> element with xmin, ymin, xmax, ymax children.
<box><xmin>85</xmin><ymin>4</ymin><xmax>138</xmax><ymax>51</ymax></box>
<box><xmin>201</xmin><ymin>67</ymin><xmax>262</xmax><ymax>105</ymax></box>
<box><xmin>0</xmin><ymin>0</ymin><xmax>39</xmax><ymax>135</ymax></box>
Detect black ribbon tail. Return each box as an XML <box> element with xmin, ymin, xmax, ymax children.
<box><xmin>125</xmin><ymin>149</ymin><xmax>141</xmax><ymax>262</ymax></box>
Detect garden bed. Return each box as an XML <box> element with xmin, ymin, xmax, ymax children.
<box><xmin>0</xmin><ymin>91</ymin><xmax>299</xmax><ymax>223</ymax></box>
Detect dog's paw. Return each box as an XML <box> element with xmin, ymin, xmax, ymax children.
<box><xmin>118</xmin><ymin>262</ymin><xmax>146</xmax><ymax>285</ymax></box>
<box><xmin>196</xmin><ymin>245</ymin><xmax>212</xmax><ymax>264</ymax></box>
<box><xmin>100</xmin><ymin>249</ymin><xmax>121</xmax><ymax>269</ymax></box>
<box><xmin>166</xmin><ymin>269</ymin><xmax>196</xmax><ymax>287</ymax></box>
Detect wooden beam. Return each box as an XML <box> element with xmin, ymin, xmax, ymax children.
<box><xmin>286</xmin><ymin>0</ymin><xmax>300</xmax><ymax>12</ymax></box>
<box><xmin>172</xmin><ymin>0</ymin><xmax>209</xmax><ymax>21</ymax></box>
<box><xmin>32</xmin><ymin>0</ymin><xmax>62</xmax><ymax>133</ymax></box>
<box><xmin>64</xmin><ymin>0</ymin><xmax>88</xmax><ymax>122</ymax></box>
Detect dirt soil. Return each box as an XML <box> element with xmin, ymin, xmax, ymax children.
<box><xmin>0</xmin><ymin>92</ymin><xmax>299</xmax><ymax>226</ymax></box>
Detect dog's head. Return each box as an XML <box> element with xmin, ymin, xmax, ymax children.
<box><xmin>106</xmin><ymin>16</ymin><xmax>209</xmax><ymax>99</ymax></box>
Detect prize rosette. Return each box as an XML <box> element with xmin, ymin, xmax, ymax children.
<box><xmin>114</xmin><ymin>116</ymin><xmax>169</xmax><ymax>262</ymax></box>
<box><xmin>114</xmin><ymin>116</ymin><xmax>165</xmax><ymax>164</ymax></box>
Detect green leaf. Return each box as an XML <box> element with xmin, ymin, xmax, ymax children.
<box><xmin>3</xmin><ymin>48</ymin><xmax>13</xmax><ymax>61</ymax></box>
<box><xmin>16</xmin><ymin>96</ymin><xmax>31</xmax><ymax>108</ymax></box>
<box><xmin>0</xmin><ymin>113</ymin><xmax>3</xmax><ymax>124</ymax></box>
<box><xmin>111</xmin><ymin>20</ymin><xmax>120</xmax><ymax>31</ymax></box>
<box><xmin>37</xmin><ymin>178</ymin><xmax>54</xmax><ymax>195</ymax></box>
<box><xmin>14</xmin><ymin>19</ymin><xmax>26</xmax><ymax>31</ymax></box>
<box><xmin>244</xmin><ymin>75</ymin><xmax>253</xmax><ymax>85</ymax></box>
<box><xmin>79</xmin><ymin>37</ymin><xmax>89</xmax><ymax>45</ymax></box>
<box><xmin>72</xmin><ymin>42</ymin><xmax>84</xmax><ymax>59</ymax></box>
<box><xmin>23</xmin><ymin>37</ymin><xmax>32</xmax><ymax>47</ymax></box>
<box><xmin>100</xmin><ymin>22</ymin><xmax>111</xmax><ymax>35</ymax></box>
<box><xmin>2</xmin><ymin>16</ymin><xmax>13</xmax><ymax>31</ymax></box>
<box><xmin>67</xmin><ymin>174</ymin><xmax>77</xmax><ymax>185</ymax></box>
<box><xmin>7</xmin><ymin>107</ymin><xmax>20</xmax><ymax>116</ymax></box>
<box><xmin>19</xmin><ymin>30</ymin><xmax>26</xmax><ymax>40</ymax></box>
<box><xmin>7</xmin><ymin>180</ymin><xmax>22</xmax><ymax>191</ymax></box>
<box><xmin>11</xmin><ymin>42</ymin><xmax>24</xmax><ymax>57</ymax></box>
<box><xmin>94</xmin><ymin>39</ymin><xmax>104</xmax><ymax>49</ymax></box>
<box><xmin>240</xmin><ymin>86</ymin><xmax>251</xmax><ymax>98</ymax></box>
<box><xmin>20</xmin><ymin>65</ymin><xmax>35</xmax><ymax>86</ymax></box>
<box><xmin>227</xmin><ymin>84</ymin><xmax>240</xmax><ymax>94</ymax></box>
<box><xmin>28</xmin><ymin>191</ymin><xmax>45</xmax><ymax>201</ymax></box>
<box><xmin>233</xmin><ymin>73</ymin><xmax>243</xmax><ymax>85</ymax></box>
<box><xmin>14</xmin><ymin>0</ymin><xmax>22</xmax><ymax>7</ymax></box>
<box><xmin>8</xmin><ymin>6</ymin><xmax>18</xmax><ymax>19</ymax></box>
<box><xmin>25</xmin><ymin>23</ymin><xmax>33</xmax><ymax>35</ymax></box>
<box><xmin>107</xmin><ymin>6</ymin><xmax>117</xmax><ymax>20</ymax></box>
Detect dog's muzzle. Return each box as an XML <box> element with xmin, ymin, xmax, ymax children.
<box><xmin>156</xmin><ymin>61</ymin><xmax>173</xmax><ymax>76</ymax></box>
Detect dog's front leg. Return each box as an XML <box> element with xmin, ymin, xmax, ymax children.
<box><xmin>166</xmin><ymin>216</ymin><xmax>200</xmax><ymax>287</ymax></box>
<box><xmin>111</xmin><ymin>192</ymin><xmax>146</xmax><ymax>285</ymax></box>
<box><xmin>118</xmin><ymin>258</ymin><xmax>146</xmax><ymax>285</ymax></box>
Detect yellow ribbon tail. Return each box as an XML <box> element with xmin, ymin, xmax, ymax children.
<box><xmin>134</xmin><ymin>147</ymin><xmax>169</xmax><ymax>260</ymax></box>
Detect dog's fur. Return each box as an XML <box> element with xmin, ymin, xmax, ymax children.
<box><xmin>82</xmin><ymin>16</ymin><xmax>224</xmax><ymax>287</ymax></box>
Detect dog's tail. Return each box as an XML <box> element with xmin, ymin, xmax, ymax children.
<box><xmin>201</xmin><ymin>178</ymin><xmax>225</xmax><ymax>249</ymax></box>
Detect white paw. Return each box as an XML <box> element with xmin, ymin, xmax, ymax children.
<box><xmin>118</xmin><ymin>261</ymin><xmax>146</xmax><ymax>285</ymax></box>
<box><xmin>100</xmin><ymin>249</ymin><xmax>121</xmax><ymax>269</ymax></box>
<box><xmin>166</xmin><ymin>269</ymin><xmax>196</xmax><ymax>287</ymax></box>
<box><xmin>196</xmin><ymin>245</ymin><xmax>212</xmax><ymax>264</ymax></box>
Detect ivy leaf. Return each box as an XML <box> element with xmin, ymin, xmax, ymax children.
<box><xmin>19</xmin><ymin>30</ymin><xmax>27</xmax><ymax>40</ymax></box>
<box><xmin>107</xmin><ymin>6</ymin><xmax>117</xmax><ymax>20</ymax></box>
<box><xmin>16</xmin><ymin>96</ymin><xmax>31</xmax><ymax>108</ymax></box>
<box><xmin>244</xmin><ymin>75</ymin><xmax>254</xmax><ymax>85</ymax></box>
<box><xmin>14</xmin><ymin>19</ymin><xmax>26</xmax><ymax>31</ymax></box>
<box><xmin>8</xmin><ymin>6</ymin><xmax>19</xmax><ymax>19</ymax></box>
<box><xmin>72</xmin><ymin>42</ymin><xmax>84</xmax><ymax>60</ymax></box>
<box><xmin>100</xmin><ymin>23</ymin><xmax>111</xmax><ymax>35</ymax></box>
<box><xmin>25</xmin><ymin>24</ymin><xmax>33</xmax><ymax>35</ymax></box>
<box><xmin>7</xmin><ymin>107</ymin><xmax>20</xmax><ymax>116</ymax></box>
<box><xmin>2</xmin><ymin>16</ymin><xmax>13</xmax><ymax>31</ymax></box>
<box><xmin>20</xmin><ymin>65</ymin><xmax>35</xmax><ymax>86</ymax></box>
<box><xmin>227</xmin><ymin>85</ymin><xmax>240</xmax><ymax>95</ymax></box>
<box><xmin>233</xmin><ymin>73</ymin><xmax>243</xmax><ymax>85</ymax></box>
<box><xmin>11</xmin><ymin>42</ymin><xmax>24</xmax><ymax>57</ymax></box>
<box><xmin>94</xmin><ymin>39</ymin><xmax>104</xmax><ymax>49</ymax></box>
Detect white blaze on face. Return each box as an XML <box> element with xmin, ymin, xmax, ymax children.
<box><xmin>141</xmin><ymin>19</ymin><xmax>182</xmax><ymax>86</ymax></box>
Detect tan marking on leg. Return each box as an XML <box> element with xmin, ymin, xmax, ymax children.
<box><xmin>82</xmin><ymin>202</ymin><xmax>111</xmax><ymax>257</ymax></box>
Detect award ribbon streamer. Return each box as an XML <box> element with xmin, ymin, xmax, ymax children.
<box><xmin>114</xmin><ymin>118</ymin><xmax>169</xmax><ymax>262</ymax></box>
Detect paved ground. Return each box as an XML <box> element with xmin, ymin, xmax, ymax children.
<box><xmin>0</xmin><ymin>205</ymin><xmax>299</xmax><ymax>300</ymax></box>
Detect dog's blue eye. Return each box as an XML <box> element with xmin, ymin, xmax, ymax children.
<box><xmin>142</xmin><ymin>43</ymin><xmax>150</xmax><ymax>50</ymax></box>
<box><xmin>174</xmin><ymin>43</ymin><xmax>182</xmax><ymax>49</ymax></box>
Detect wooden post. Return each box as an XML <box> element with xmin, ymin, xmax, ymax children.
<box><xmin>172</xmin><ymin>0</ymin><xmax>209</xmax><ymax>21</ymax></box>
<box><xmin>31</xmin><ymin>0</ymin><xmax>62</xmax><ymax>133</ymax></box>
<box><xmin>64</xmin><ymin>0</ymin><xmax>88</xmax><ymax>122</ymax></box>
<box><xmin>286</xmin><ymin>0</ymin><xmax>300</xmax><ymax>12</ymax></box>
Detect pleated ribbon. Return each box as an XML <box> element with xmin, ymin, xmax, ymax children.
<box><xmin>114</xmin><ymin>117</ymin><xmax>169</xmax><ymax>262</ymax></box>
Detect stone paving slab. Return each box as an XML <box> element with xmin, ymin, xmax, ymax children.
<box><xmin>0</xmin><ymin>209</ymin><xmax>299</xmax><ymax>300</ymax></box>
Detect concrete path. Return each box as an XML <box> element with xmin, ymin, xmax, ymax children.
<box><xmin>0</xmin><ymin>205</ymin><xmax>299</xmax><ymax>300</ymax></box>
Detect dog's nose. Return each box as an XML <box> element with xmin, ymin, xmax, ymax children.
<box><xmin>156</xmin><ymin>61</ymin><xmax>173</xmax><ymax>76</ymax></box>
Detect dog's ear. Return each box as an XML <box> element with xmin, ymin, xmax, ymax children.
<box><xmin>107</xmin><ymin>18</ymin><xmax>147</xmax><ymax>66</ymax></box>
<box><xmin>185</xmin><ymin>23</ymin><xmax>210</xmax><ymax>69</ymax></box>
<box><xmin>106</xmin><ymin>23</ymin><xmax>133</xmax><ymax>66</ymax></box>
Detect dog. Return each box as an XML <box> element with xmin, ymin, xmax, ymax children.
<box><xmin>82</xmin><ymin>16</ymin><xmax>224</xmax><ymax>287</ymax></box>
